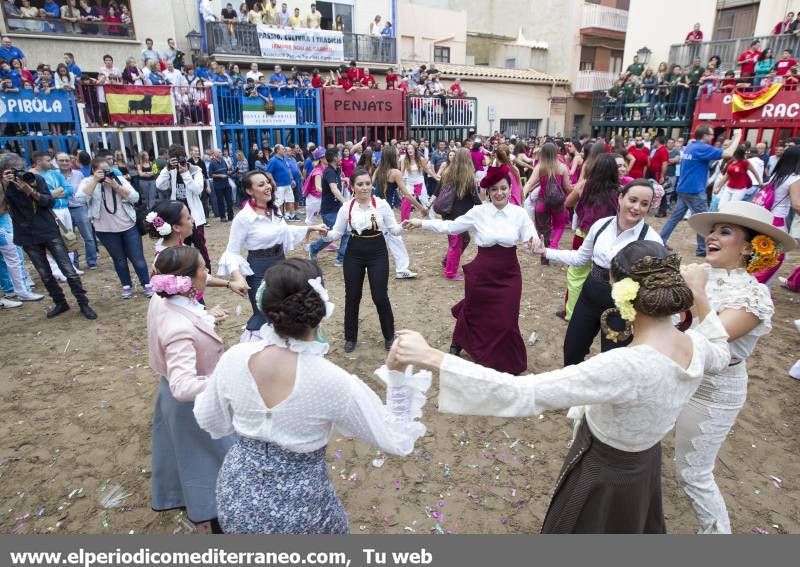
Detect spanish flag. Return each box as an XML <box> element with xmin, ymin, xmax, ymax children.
<box><xmin>105</xmin><ymin>85</ymin><xmax>174</xmax><ymax>126</ymax></box>
<box><xmin>732</xmin><ymin>83</ymin><xmax>782</xmax><ymax>116</ymax></box>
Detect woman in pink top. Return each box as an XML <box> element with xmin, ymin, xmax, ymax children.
<box><xmin>470</xmin><ymin>141</ymin><xmax>488</xmax><ymax>183</ymax></box>
<box><xmin>147</xmin><ymin>246</ymin><xmax>232</xmax><ymax>534</ymax></box>
<box><xmin>494</xmin><ymin>145</ymin><xmax>523</xmax><ymax>206</ymax></box>
<box><xmin>302</xmin><ymin>148</ymin><xmax>326</xmax><ymax>226</ymax></box>
<box><xmin>340</xmin><ymin>147</ymin><xmax>356</xmax><ymax>196</ymax></box>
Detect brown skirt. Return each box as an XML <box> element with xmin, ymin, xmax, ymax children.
<box><xmin>540</xmin><ymin>417</ymin><xmax>666</xmax><ymax>534</ymax></box>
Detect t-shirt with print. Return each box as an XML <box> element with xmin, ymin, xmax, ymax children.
<box><xmin>775</xmin><ymin>58</ymin><xmax>797</xmax><ymax>76</ymax></box>
<box><xmin>676</xmin><ymin>141</ymin><xmax>723</xmax><ymax>194</ymax></box>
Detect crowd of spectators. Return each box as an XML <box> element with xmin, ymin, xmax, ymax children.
<box><xmin>3</xmin><ymin>0</ymin><xmax>135</xmax><ymax>37</ymax></box>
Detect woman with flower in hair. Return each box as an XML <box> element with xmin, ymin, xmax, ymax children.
<box><xmin>675</xmin><ymin>201</ymin><xmax>797</xmax><ymax>534</ymax></box>
<box><xmin>145</xmin><ymin>201</ymin><xmax>249</xmax><ymax>300</ymax></box>
<box><xmin>147</xmin><ymin>246</ymin><xmax>234</xmax><ymax>534</ymax></box>
<box><xmin>388</xmin><ymin>240</ymin><xmax>731</xmax><ymax>533</ymax></box>
<box><xmin>194</xmin><ymin>258</ymin><xmax>431</xmax><ymax>533</ymax></box>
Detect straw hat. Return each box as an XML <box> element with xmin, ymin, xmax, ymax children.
<box><xmin>688</xmin><ymin>201</ymin><xmax>797</xmax><ymax>252</ymax></box>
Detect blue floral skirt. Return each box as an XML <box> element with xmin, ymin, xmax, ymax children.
<box><xmin>216</xmin><ymin>437</ymin><xmax>349</xmax><ymax>534</ymax></box>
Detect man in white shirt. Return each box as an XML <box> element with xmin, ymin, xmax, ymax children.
<box><xmin>162</xmin><ymin>38</ymin><xmax>178</xmax><ymax>64</ymax></box>
<box><xmin>246</xmin><ymin>63</ymin><xmax>263</xmax><ymax>82</ymax></box>
<box><xmin>200</xmin><ymin>0</ymin><xmax>217</xmax><ymax>22</ymax></box>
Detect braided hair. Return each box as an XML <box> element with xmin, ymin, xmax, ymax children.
<box><xmin>258</xmin><ymin>258</ymin><xmax>327</xmax><ymax>339</ymax></box>
<box><xmin>610</xmin><ymin>241</ymin><xmax>694</xmax><ymax>318</ymax></box>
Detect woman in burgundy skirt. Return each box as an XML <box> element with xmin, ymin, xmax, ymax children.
<box><xmin>404</xmin><ymin>165</ymin><xmax>538</xmax><ymax>375</ymax></box>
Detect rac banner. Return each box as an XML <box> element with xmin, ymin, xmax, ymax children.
<box><xmin>322</xmin><ymin>88</ymin><xmax>405</xmax><ymax>124</ymax></box>
<box><xmin>731</xmin><ymin>83</ymin><xmax>783</xmax><ymax>117</ymax></box>
<box><xmin>0</xmin><ymin>90</ymin><xmax>74</xmax><ymax>123</ymax></box>
<box><xmin>695</xmin><ymin>88</ymin><xmax>800</xmax><ymax>124</ymax></box>
<box><xmin>257</xmin><ymin>25</ymin><xmax>344</xmax><ymax>62</ymax></box>
<box><xmin>104</xmin><ymin>85</ymin><xmax>174</xmax><ymax>126</ymax></box>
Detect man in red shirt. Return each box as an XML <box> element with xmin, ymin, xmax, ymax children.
<box><xmin>449</xmin><ymin>77</ymin><xmax>463</xmax><ymax>96</ymax></box>
<box><xmin>737</xmin><ymin>39</ymin><xmax>762</xmax><ymax>82</ymax></box>
<box><xmin>311</xmin><ymin>68</ymin><xmax>324</xmax><ymax>88</ymax></box>
<box><xmin>346</xmin><ymin>60</ymin><xmax>363</xmax><ymax>84</ymax></box>
<box><xmin>627</xmin><ymin>136</ymin><xmax>650</xmax><ymax>179</ymax></box>
<box><xmin>775</xmin><ymin>49</ymin><xmax>798</xmax><ymax>76</ymax></box>
<box><xmin>647</xmin><ymin>135</ymin><xmax>669</xmax><ymax>184</ymax></box>
<box><xmin>360</xmin><ymin>67</ymin><xmax>377</xmax><ymax>88</ymax></box>
<box><xmin>385</xmin><ymin>66</ymin><xmax>398</xmax><ymax>89</ymax></box>
<box><xmin>685</xmin><ymin>23</ymin><xmax>703</xmax><ymax>43</ymax></box>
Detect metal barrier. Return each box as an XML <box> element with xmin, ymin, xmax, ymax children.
<box><xmin>1</xmin><ymin>8</ymin><xmax>136</xmax><ymax>38</ymax></box>
<box><xmin>407</xmin><ymin>96</ymin><xmax>477</xmax><ymax>128</ymax></box>
<box><xmin>213</xmin><ymin>86</ymin><xmax>321</xmax><ymax>158</ymax></box>
<box><xmin>77</xmin><ymin>84</ymin><xmax>214</xmax><ymax>128</ymax></box>
<box><xmin>590</xmin><ymin>89</ymin><xmax>696</xmax><ymax>127</ymax></box>
<box><xmin>669</xmin><ymin>34</ymin><xmax>800</xmax><ymax>71</ymax></box>
<box><xmin>205</xmin><ymin>21</ymin><xmax>396</xmax><ymax>65</ymax></box>
<box><xmin>323</xmin><ymin>124</ymin><xmax>406</xmax><ymax>146</ymax></box>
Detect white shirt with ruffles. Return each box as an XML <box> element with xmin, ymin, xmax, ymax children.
<box><xmin>420</xmin><ymin>202</ymin><xmax>535</xmax><ymax>248</ymax></box>
<box><xmin>193</xmin><ymin>325</ymin><xmax>431</xmax><ymax>455</ymax></box>
<box><xmin>436</xmin><ymin>312</ymin><xmax>731</xmax><ymax>453</ymax></box>
<box><xmin>217</xmin><ymin>203</ymin><xmax>309</xmax><ymax>277</ymax></box>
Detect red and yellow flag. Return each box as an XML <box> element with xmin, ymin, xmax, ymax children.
<box><xmin>105</xmin><ymin>85</ymin><xmax>174</xmax><ymax>125</ymax></box>
<box><xmin>732</xmin><ymin>83</ymin><xmax>782</xmax><ymax>116</ymax></box>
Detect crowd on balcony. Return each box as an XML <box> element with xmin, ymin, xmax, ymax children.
<box><xmin>3</xmin><ymin>0</ymin><xmax>135</xmax><ymax>37</ymax></box>
<box><xmin>598</xmin><ymin>45</ymin><xmax>800</xmax><ymax>123</ymax></box>
<box><xmin>201</xmin><ymin>0</ymin><xmax>394</xmax><ymax>37</ymax></box>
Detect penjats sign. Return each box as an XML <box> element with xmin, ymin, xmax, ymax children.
<box><xmin>694</xmin><ymin>90</ymin><xmax>800</xmax><ymax>124</ymax></box>
<box><xmin>321</xmin><ymin>88</ymin><xmax>405</xmax><ymax>125</ymax></box>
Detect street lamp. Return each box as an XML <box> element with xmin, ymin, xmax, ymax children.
<box><xmin>185</xmin><ymin>29</ymin><xmax>202</xmax><ymax>65</ymax></box>
<box><xmin>636</xmin><ymin>46</ymin><xmax>652</xmax><ymax>65</ymax></box>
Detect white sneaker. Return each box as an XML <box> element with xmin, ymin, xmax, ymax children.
<box><xmin>794</xmin><ymin>319</ymin><xmax>800</xmax><ymax>333</ymax></box>
<box><xmin>1</xmin><ymin>297</ymin><xmax>22</xmax><ymax>308</ymax></box>
<box><xmin>395</xmin><ymin>270</ymin><xmax>418</xmax><ymax>279</ymax></box>
<box><xmin>121</xmin><ymin>286</ymin><xmax>133</xmax><ymax>299</ymax></box>
<box><xmin>15</xmin><ymin>291</ymin><xmax>44</xmax><ymax>301</ymax></box>
<box><xmin>73</xmin><ymin>268</ymin><xmax>84</xmax><ymax>275</ymax></box>
<box><xmin>333</xmin><ymin>260</ymin><xmax>343</xmax><ymax>267</ymax></box>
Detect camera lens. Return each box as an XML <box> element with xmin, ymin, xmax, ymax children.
<box><xmin>19</xmin><ymin>171</ymin><xmax>36</xmax><ymax>184</ymax></box>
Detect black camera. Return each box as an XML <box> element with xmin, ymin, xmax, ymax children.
<box><xmin>103</xmin><ymin>170</ymin><xmax>117</xmax><ymax>180</ymax></box>
<box><xmin>13</xmin><ymin>170</ymin><xmax>36</xmax><ymax>184</ymax></box>
<box><xmin>178</xmin><ymin>158</ymin><xmax>187</xmax><ymax>166</ymax></box>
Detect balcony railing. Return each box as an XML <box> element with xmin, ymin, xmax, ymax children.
<box><xmin>408</xmin><ymin>96</ymin><xmax>477</xmax><ymax>128</ymax></box>
<box><xmin>669</xmin><ymin>34</ymin><xmax>800</xmax><ymax>72</ymax></box>
<box><xmin>576</xmin><ymin>70</ymin><xmax>619</xmax><ymax>93</ymax></box>
<box><xmin>581</xmin><ymin>4</ymin><xmax>628</xmax><ymax>33</ymax></box>
<box><xmin>205</xmin><ymin>22</ymin><xmax>396</xmax><ymax>65</ymax></box>
<box><xmin>2</xmin><ymin>9</ymin><xmax>136</xmax><ymax>38</ymax></box>
<box><xmin>590</xmin><ymin>90</ymin><xmax>695</xmax><ymax>127</ymax></box>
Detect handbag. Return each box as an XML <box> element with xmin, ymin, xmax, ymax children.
<box><xmin>751</xmin><ymin>180</ymin><xmax>776</xmax><ymax>210</ymax></box>
<box><xmin>50</xmin><ymin>210</ymin><xmax>80</xmax><ymax>253</ymax></box>
<box><xmin>432</xmin><ymin>184</ymin><xmax>456</xmax><ymax>217</ymax></box>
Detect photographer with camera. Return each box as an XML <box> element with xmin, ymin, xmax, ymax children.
<box><xmin>77</xmin><ymin>157</ymin><xmax>151</xmax><ymax>300</ymax></box>
<box><xmin>156</xmin><ymin>144</ymin><xmax>211</xmax><ymax>270</ymax></box>
<box><xmin>0</xmin><ymin>152</ymin><xmax>96</xmax><ymax>319</ymax></box>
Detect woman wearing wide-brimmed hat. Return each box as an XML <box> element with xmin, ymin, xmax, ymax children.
<box><xmin>404</xmin><ymin>165</ymin><xmax>538</xmax><ymax>375</ymax></box>
<box><xmin>675</xmin><ymin>200</ymin><xmax>797</xmax><ymax>534</ymax></box>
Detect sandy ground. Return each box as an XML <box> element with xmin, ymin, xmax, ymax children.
<box><xmin>1</xmin><ymin>212</ymin><xmax>799</xmax><ymax>535</ymax></box>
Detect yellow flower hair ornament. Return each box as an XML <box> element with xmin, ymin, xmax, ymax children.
<box><xmin>611</xmin><ymin>278</ymin><xmax>640</xmax><ymax>322</ymax></box>
<box><xmin>747</xmin><ymin>235</ymin><xmax>781</xmax><ymax>274</ymax></box>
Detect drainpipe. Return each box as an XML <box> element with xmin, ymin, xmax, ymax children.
<box><xmin>545</xmin><ymin>77</ymin><xmax>556</xmax><ymax>136</ymax></box>
<box><xmin>392</xmin><ymin>0</ymin><xmax>398</xmax><ymax>65</ymax></box>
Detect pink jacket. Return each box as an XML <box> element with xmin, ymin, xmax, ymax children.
<box><xmin>147</xmin><ymin>295</ymin><xmax>225</xmax><ymax>402</ymax></box>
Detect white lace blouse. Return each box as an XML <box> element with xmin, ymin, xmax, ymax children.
<box><xmin>217</xmin><ymin>203</ymin><xmax>308</xmax><ymax>277</ymax></box>
<box><xmin>193</xmin><ymin>326</ymin><xmax>431</xmax><ymax>455</ymax></box>
<box><xmin>437</xmin><ymin>312</ymin><xmax>731</xmax><ymax>452</ymax></box>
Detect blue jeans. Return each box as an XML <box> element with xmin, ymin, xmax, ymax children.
<box><xmin>309</xmin><ymin>212</ymin><xmax>349</xmax><ymax>263</ymax></box>
<box><xmin>69</xmin><ymin>205</ymin><xmax>98</xmax><ymax>268</ymax></box>
<box><xmin>659</xmin><ymin>192</ymin><xmax>708</xmax><ymax>256</ymax></box>
<box><xmin>96</xmin><ymin>226</ymin><xmax>150</xmax><ymax>287</ymax></box>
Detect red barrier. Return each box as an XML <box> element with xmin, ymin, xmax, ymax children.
<box><xmin>694</xmin><ymin>88</ymin><xmax>800</xmax><ymax>125</ymax></box>
<box><xmin>321</xmin><ymin>88</ymin><xmax>405</xmax><ymax>125</ymax></box>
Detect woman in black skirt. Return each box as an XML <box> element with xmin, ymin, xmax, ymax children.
<box><xmin>219</xmin><ymin>171</ymin><xmax>328</xmax><ymax>342</ymax></box>
<box><xmin>322</xmin><ymin>168</ymin><xmax>403</xmax><ymax>353</ymax></box>
<box><xmin>389</xmin><ymin>241</ymin><xmax>732</xmax><ymax>533</ymax></box>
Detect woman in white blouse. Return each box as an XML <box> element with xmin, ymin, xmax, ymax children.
<box><xmin>534</xmin><ymin>180</ymin><xmax>662</xmax><ymax>366</ymax></box>
<box><xmin>322</xmin><ymin>169</ymin><xmax>403</xmax><ymax>353</ymax></box>
<box><xmin>405</xmin><ymin>165</ymin><xmax>538</xmax><ymax>375</ymax></box>
<box><xmin>219</xmin><ymin>171</ymin><xmax>327</xmax><ymax>341</ymax></box>
<box><xmin>675</xmin><ymin>201</ymin><xmax>796</xmax><ymax>534</ymax></box>
<box><xmin>194</xmin><ymin>258</ymin><xmax>430</xmax><ymax>533</ymax></box>
<box><xmin>388</xmin><ymin>240</ymin><xmax>731</xmax><ymax>533</ymax></box>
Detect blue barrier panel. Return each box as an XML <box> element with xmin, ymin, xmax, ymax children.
<box><xmin>213</xmin><ymin>85</ymin><xmax>321</xmax><ymax>158</ymax></box>
<box><xmin>0</xmin><ymin>89</ymin><xmax>84</xmax><ymax>165</ymax></box>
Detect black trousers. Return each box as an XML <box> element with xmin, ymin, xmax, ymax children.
<box><xmin>563</xmin><ymin>273</ymin><xmax>631</xmax><ymax>366</ymax></box>
<box><xmin>213</xmin><ymin>184</ymin><xmax>234</xmax><ymax>221</ymax></box>
<box><xmin>343</xmin><ymin>234</ymin><xmax>394</xmax><ymax>342</ymax></box>
<box><xmin>24</xmin><ymin>237</ymin><xmax>89</xmax><ymax>307</ymax></box>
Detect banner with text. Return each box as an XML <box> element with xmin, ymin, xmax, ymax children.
<box><xmin>0</xmin><ymin>90</ymin><xmax>74</xmax><ymax>123</ymax></box>
<box><xmin>257</xmin><ymin>26</ymin><xmax>344</xmax><ymax>62</ymax></box>
<box><xmin>322</xmin><ymin>88</ymin><xmax>405</xmax><ymax>124</ymax></box>
<box><xmin>242</xmin><ymin>88</ymin><xmax>297</xmax><ymax>126</ymax></box>
<box><xmin>695</xmin><ymin>89</ymin><xmax>800</xmax><ymax>124</ymax></box>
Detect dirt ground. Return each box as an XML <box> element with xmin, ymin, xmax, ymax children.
<box><xmin>1</xmin><ymin>213</ymin><xmax>799</xmax><ymax>535</ymax></box>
